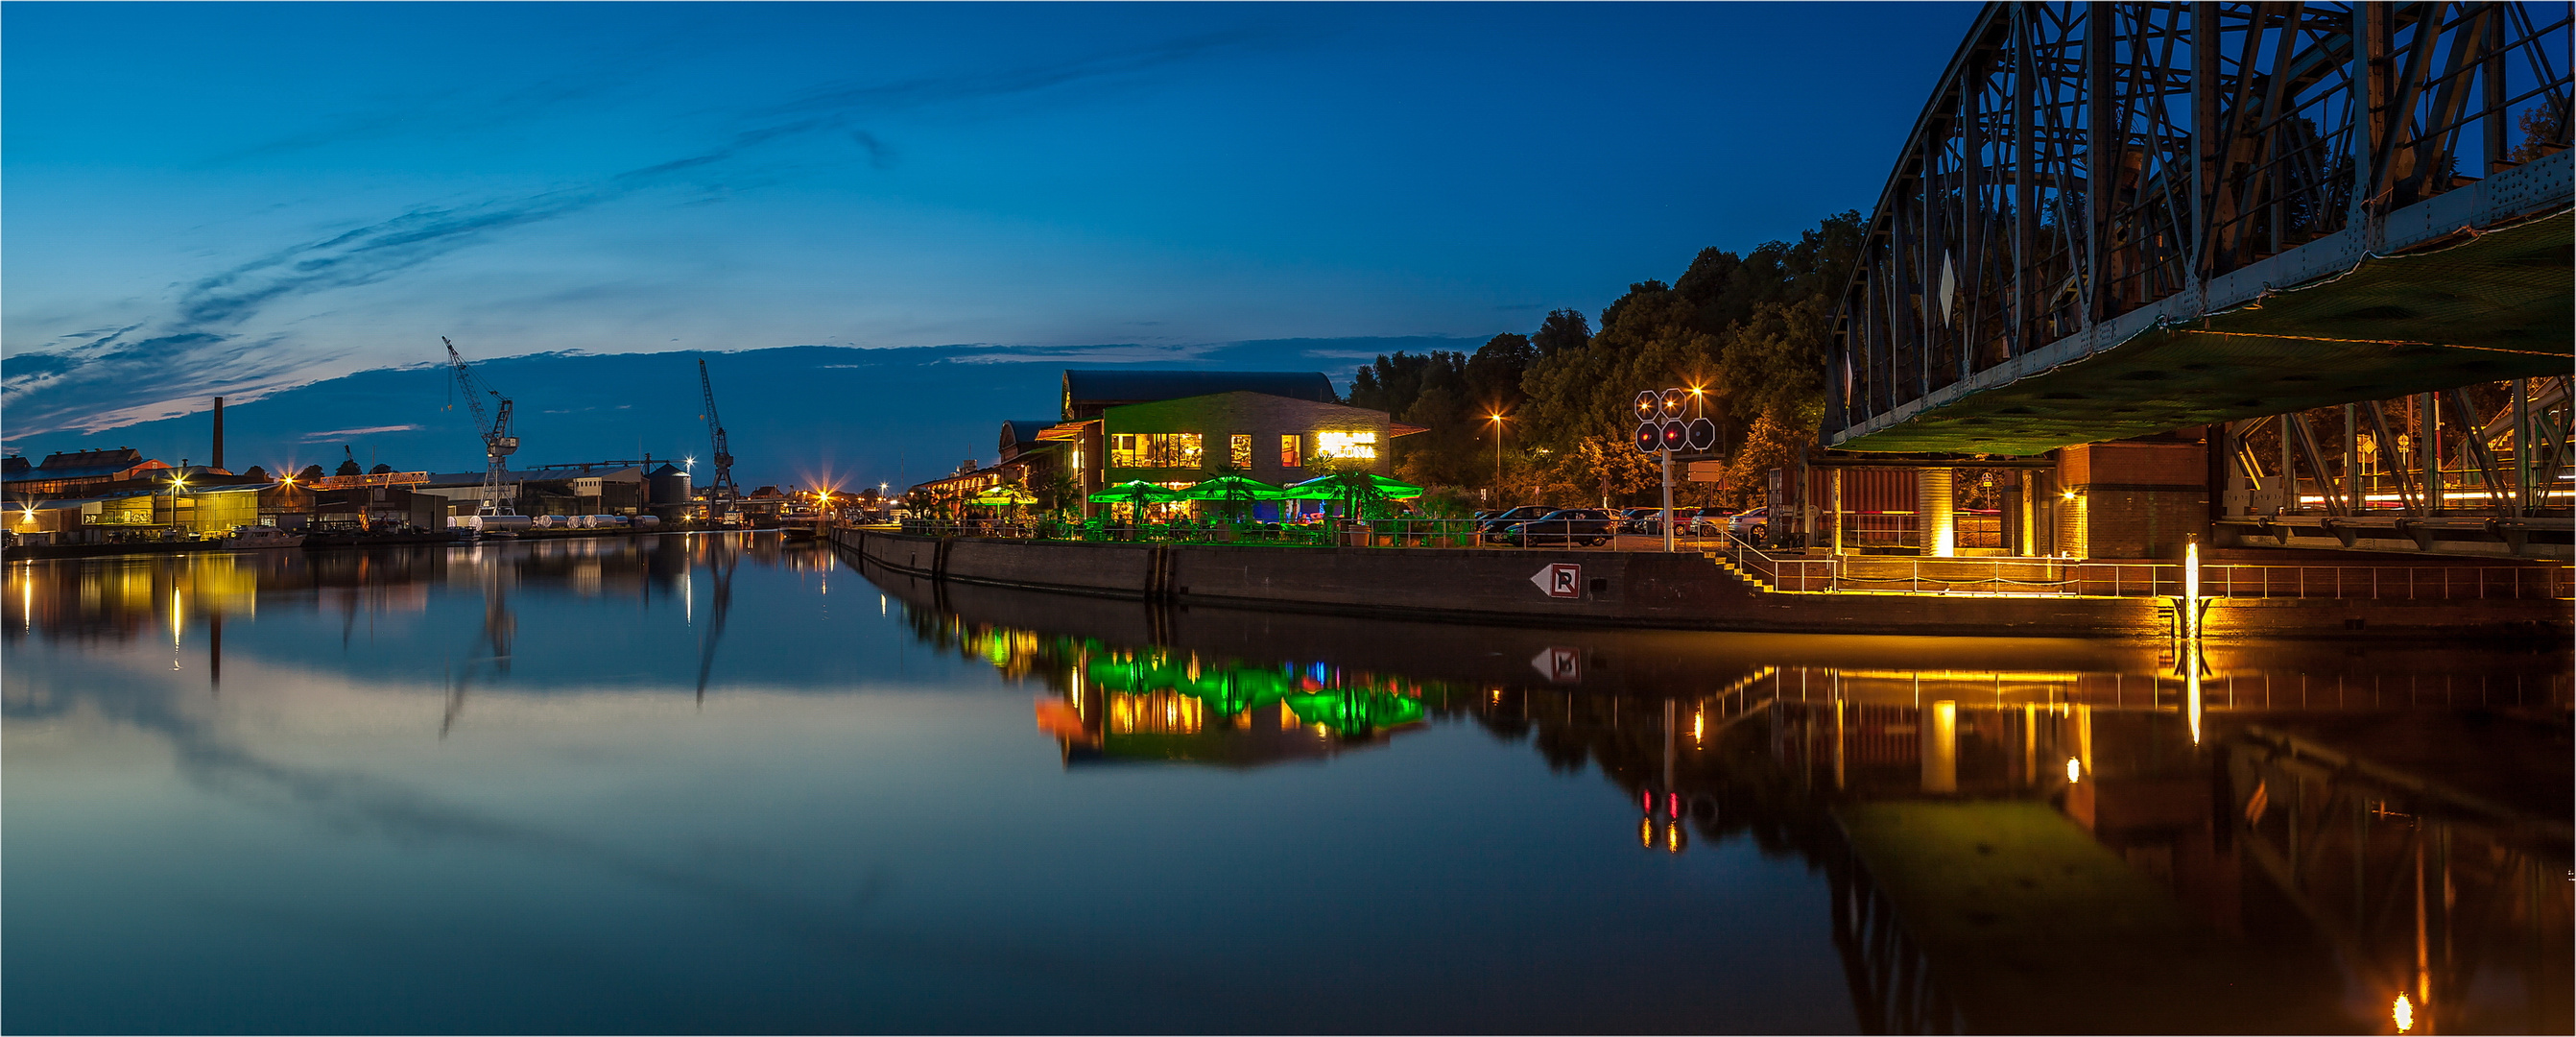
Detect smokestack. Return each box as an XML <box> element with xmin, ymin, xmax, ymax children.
<box><xmin>211</xmin><ymin>397</ymin><xmax>225</xmax><ymax>471</ymax></box>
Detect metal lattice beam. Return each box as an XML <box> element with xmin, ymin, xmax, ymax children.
<box><xmin>1827</xmin><ymin>2</ymin><xmax>2575</xmax><ymax>454</ymax></box>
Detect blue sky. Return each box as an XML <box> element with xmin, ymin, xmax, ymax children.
<box><xmin>3</xmin><ymin>1</ymin><xmax>1969</xmax><ymax>452</ymax></box>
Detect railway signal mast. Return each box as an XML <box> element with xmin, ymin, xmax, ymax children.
<box><xmin>696</xmin><ymin>358</ymin><xmax>739</xmax><ymax>522</ymax></box>
<box><xmin>443</xmin><ymin>337</ymin><xmax>519</xmax><ymax>516</ymax></box>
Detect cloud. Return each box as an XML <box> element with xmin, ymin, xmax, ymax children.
<box><xmin>298</xmin><ymin>424</ymin><xmax>421</xmax><ymax>442</ymax></box>
<box><xmin>2</xmin><ymin>30</ymin><xmax>1271</xmax><ymax>444</ymax></box>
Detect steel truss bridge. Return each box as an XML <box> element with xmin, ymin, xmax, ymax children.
<box><xmin>1825</xmin><ymin>2</ymin><xmax>2571</xmax><ymax>459</ymax></box>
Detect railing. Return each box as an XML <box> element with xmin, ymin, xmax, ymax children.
<box><xmin>1719</xmin><ymin>534</ymin><xmax>2575</xmax><ymax>601</ymax></box>
<box><xmin>894</xmin><ymin>517</ymin><xmax>1731</xmax><ymax>549</ymax></box>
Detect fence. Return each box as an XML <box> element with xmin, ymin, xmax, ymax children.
<box><xmin>1719</xmin><ymin>534</ymin><xmax>2574</xmax><ymax>601</ymax></box>
<box><xmin>894</xmin><ymin>517</ymin><xmax>1736</xmax><ymax>549</ymax></box>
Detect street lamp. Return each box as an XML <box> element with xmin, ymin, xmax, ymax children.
<box><xmin>1487</xmin><ymin>412</ymin><xmax>1509</xmax><ymax>502</ymax></box>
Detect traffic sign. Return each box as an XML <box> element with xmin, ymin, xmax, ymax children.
<box><xmin>1529</xmin><ymin>563</ymin><xmax>1582</xmax><ymax>598</ymax></box>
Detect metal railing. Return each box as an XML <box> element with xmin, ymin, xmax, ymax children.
<box><xmin>1718</xmin><ymin>534</ymin><xmax>2575</xmax><ymax>601</ymax></box>
<box><xmin>895</xmin><ymin>517</ymin><xmax>1733</xmax><ymax>550</ymax></box>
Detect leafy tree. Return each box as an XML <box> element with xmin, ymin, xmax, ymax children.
<box><xmin>297</xmin><ymin>464</ymin><xmax>326</xmax><ymax>483</ymax></box>
<box><xmin>243</xmin><ymin>466</ymin><xmax>270</xmax><ymax>481</ymax></box>
<box><xmin>335</xmin><ymin>456</ymin><xmax>363</xmax><ymax>477</ymax></box>
<box><xmin>370</xmin><ymin>463</ymin><xmax>394</xmax><ymax>474</ymax></box>
<box><xmin>1531</xmin><ymin>308</ymin><xmax>1591</xmax><ymax>357</ymax></box>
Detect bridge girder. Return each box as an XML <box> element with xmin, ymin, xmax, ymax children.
<box><xmin>1827</xmin><ymin>2</ymin><xmax>2575</xmax><ymax>454</ymax></box>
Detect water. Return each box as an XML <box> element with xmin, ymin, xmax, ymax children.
<box><xmin>5</xmin><ymin>535</ymin><xmax>2567</xmax><ymax>1034</ymax></box>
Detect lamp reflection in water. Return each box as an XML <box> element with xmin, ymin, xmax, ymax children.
<box><xmin>2394</xmin><ymin>993</ymin><xmax>2414</xmax><ymax>1033</ymax></box>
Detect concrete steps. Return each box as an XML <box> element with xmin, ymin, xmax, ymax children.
<box><xmin>1703</xmin><ymin>549</ymin><xmax>1782</xmax><ymax>593</ymax></box>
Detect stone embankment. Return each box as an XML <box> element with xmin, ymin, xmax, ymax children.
<box><xmin>831</xmin><ymin>526</ymin><xmax>2569</xmax><ymax>640</ymax></box>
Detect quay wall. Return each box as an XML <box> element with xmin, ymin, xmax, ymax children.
<box><xmin>835</xmin><ymin>527</ymin><xmax>2569</xmax><ymax>640</ymax></box>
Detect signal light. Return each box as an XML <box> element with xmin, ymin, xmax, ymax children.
<box><xmin>1660</xmin><ymin>422</ymin><xmax>1688</xmax><ymax>449</ymax></box>
<box><xmin>1658</xmin><ymin>388</ymin><xmax>1687</xmax><ymax>419</ymax></box>
<box><xmin>1634</xmin><ymin>422</ymin><xmax>1661</xmax><ymax>454</ymax></box>
<box><xmin>1633</xmin><ymin>391</ymin><xmax>1661</xmax><ymax>422</ymax></box>
<box><xmin>1686</xmin><ymin>418</ymin><xmax>1717</xmax><ymax>451</ymax></box>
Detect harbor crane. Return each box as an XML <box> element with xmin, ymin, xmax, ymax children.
<box><xmin>442</xmin><ymin>337</ymin><xmax>519</xmax><ymax>516</ymax></box>
<box><xmin>696</xmin><ymin>358</ymin><xmax>739</xmax><ymax>520</ymax></box>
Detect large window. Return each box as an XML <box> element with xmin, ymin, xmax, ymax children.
<box><xmin>1109</xmin><ymin>433</ymin><xmax>1203</xmax><ymax>469</ymax></box>
<box><xmin>1279</xmin><ymin>435</ymin><xmax>1302</xmax><ymax>468</ymax></box>
<box><xmin>1314</xmin><ymin>430</ymin><xmax>1377</xmax><ymax>461</ymax></box>
<box><xmin>1228</xmin><ymin>435</ymin><xmax>1252</xmax><ymax>470</ymax></box>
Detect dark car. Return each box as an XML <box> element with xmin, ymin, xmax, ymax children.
<box><xmin>1617</xmin><ymin>507</ymin><xmax>1663</xmax><ymax>534</ymax></box>
<box><xmin>1477</xmin><ymin>506</ymin><xmax>1554</xmax><ymax>541</ymax></box>
<box><xmin>1496</xmin><ymin>508</ymin><xmax>1618</xmax><ymax>546</ymax></box>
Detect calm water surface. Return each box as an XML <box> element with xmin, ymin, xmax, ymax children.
<box><xmin>6</xmin><ymin>534</ymin><xmax>2568</xmax><ymax>1033</ymax></box>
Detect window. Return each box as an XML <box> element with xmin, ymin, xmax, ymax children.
<box><xmin>1228</xmin><ymin>435</ymin><xmax>1252</xmax><ymax>470</ymax></box>
<box><xmin>1314</xmin><ymin>430</ymin><xmax>1378</xmax><ymax>461</ymax></box>
<box><xmin>1109</xmin><ymin>433</ymin><xmax>1202</xmax><ymax>469</ymax></box>
<box><xmin>1279</xmin><ymin>434</ymin><xmax>1302</xmax><ymax>468</ymax></box>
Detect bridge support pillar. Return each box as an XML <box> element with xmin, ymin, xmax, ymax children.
<box><xmin>1919</xmin><ymin>468</ymin><xmax>1955</xmax><ymax>557</ymax></box>
<box><xmin>2057</xmin><ymin>440</ymin><xmax>2211</xmax><ymax>561</ymax></box>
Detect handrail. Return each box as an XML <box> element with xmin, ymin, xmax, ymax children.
<box><xmin>1718</xmin><ymin>534</ymin><xmax>2573</xmax><ymax>601</ymax></box>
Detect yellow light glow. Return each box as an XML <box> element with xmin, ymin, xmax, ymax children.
<box><xmin>1691</xmin><ymin>709</ymin><xmax>1705</xmax><ymax>743</ymax></box>
<box><xmin>1639</xmin><ymin>817</ymin><xmax>1655</xmax><ymax>849</ymax></box>
<box><xmin>2393</xmin><ymin>993</ymin><xmax>2413</xmax><ymax>1033</ymax></box>
<box><xmin>2065</xmin><ymin>757</ymin><xmax>2082</xmax><ymax>784</ymax></box>
<box><xmin>2061</xmin><ymin>489</ymin><xmax>2078</xmax><ymax>501</ymax></box>
<box><xmin>1666</xmin><ymin>822</ymin><xmax>1684</xmax><ymax>853</ymax></box>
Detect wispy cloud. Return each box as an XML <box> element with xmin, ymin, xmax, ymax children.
<box><xmin>4</xmin><ymin>30</ymin><xmax>1270</xmax><ymax>445</ymax></box>
<box><xmin>299</xmin><ymin>424</ymin><xmax>421</xmax><ymax>442</ymax></box>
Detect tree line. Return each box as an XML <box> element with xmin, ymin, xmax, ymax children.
<box><xmin>1347</xmin><ymin>210</ymin><xmax>1864</xmax><ymax>509</ymax></box>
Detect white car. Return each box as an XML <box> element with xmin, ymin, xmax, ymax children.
<box><xmin>1726</xmin><ymin>507</ymin><xmax>1768</xmax><ymax>540</ymax></box>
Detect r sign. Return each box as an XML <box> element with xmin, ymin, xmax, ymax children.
<box><xmin>1529</xmin><ymin>563</ymin><xmax>1582</xmax><ymax>599</ymax></box>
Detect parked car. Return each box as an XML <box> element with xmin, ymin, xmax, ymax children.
<box><xmin>1494</xmin><ymin>508</ymin><xmax>1618</xmax><ymax>547</ymax></box>
<box><xmin>1477</xmin><ymin>506</ymin><xmax>1555</xmax><ymax>541</ymax></box>
<box><xmin>1726</xmin><ymin>507</ymin><xmax>1769</xmax><ymax>540</ymax></box>
<box><xmin>1671</xmin><ymin>506</ymin><xmax>1730</xmax><ymax>536</ymax></box>
<box><xmin>1617</xmin><ymin>507</ymin><xmax>1663</xmax><ymax>534</ymax></box>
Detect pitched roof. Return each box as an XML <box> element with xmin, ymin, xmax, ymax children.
<box><xmin>1061</xmin><ymin>370</ymin><xmax>1334</xmax><ymax>418</ymax></box>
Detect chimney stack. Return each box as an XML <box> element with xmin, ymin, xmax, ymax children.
<box><xmin>211</xmin><ymin>397</ymin><xmax>225</xmax><ymax>471</ymax></box>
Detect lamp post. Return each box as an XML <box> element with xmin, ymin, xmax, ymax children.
<box><xmin>167</xmin><ymin>472</ymin><xmax>188</xmax><ymax>537</ymax></box>
<box><xmin>1487</xmin><ymin>412</ymin><xmax>1508</xmax><ymax>504</ymax></box>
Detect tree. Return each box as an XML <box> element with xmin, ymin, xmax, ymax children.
<box><xmin>335</xmin><ymin>456</ymin><xmax>363</xmax><ymax>477</ymax></box>
<box><xmin>1465</xmin><ymin>333</ymin><xmax>1534</xmax><ymax>415</ymax></box>
<box><xmin>370</xmin><ymin>463</ymin><xmax>394</xmax><ymax>475</ymax></box>
<box><xmin>297</xmin><ymin>464</ymin><xmax>325</xmax><ymax>483</ymax></box>
<box><xmin>243</xmin><ymin>466</ymin><xmax>269</xmax><ymax>481</ymax></box>
<box><xmin>1531</xmin><ymin>308</ymin><xmax>1590</xmax><ymax>357</ymax></box>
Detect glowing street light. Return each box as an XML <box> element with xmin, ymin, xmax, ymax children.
<box><xmin>1486</xmin><ymin>411</ymin><xmax>1510</xmax><ymax>500</ymax></box>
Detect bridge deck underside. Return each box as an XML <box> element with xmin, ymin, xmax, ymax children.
<box><xmin>1840</xmin><ymin>213</ymin><xmax>2572</xmax><ymax>454</ymax></box>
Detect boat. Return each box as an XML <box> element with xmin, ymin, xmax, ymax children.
<box><xmin>220</xmin><ymin>526</ymin><xmax>307</xmax><ymax>550</ymax></box>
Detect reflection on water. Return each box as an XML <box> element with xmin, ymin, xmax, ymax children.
<box><xmin>3</xmin><ymin>537</ymin><xmax>2566</xmax><ymax>1033</ymax></box>
<box><xmin>878</xmin><ymin>558</ymin><xmax>2573</xmax><ymax>1035</ymax></box>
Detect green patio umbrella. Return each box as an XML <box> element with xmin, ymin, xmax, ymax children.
<box><xmin>1086</xmin><ymin>480</ymin><xmax>1182</xmax><ymax>504</ymax></box>
<box><xmin>1281</xmin><ymin>472</ymin><xmax>1423</xmax><ymax>499</ymax></box>
<box><xmin>1281</xmin><ymin>471</ymin><xmax>1423</xmax><ymax>519</ymax></box>
<box><xmin>1180</xmin><ymin>474</ymin><xmax>1282</xmax><ymax>520</ymax></box>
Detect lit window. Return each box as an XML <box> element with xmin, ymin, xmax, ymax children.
<box><xmin>1109</xmin><ymin>433</ymin><xmax>1202</xmax><ymax>469</ymax></box>
<box><xmin>1315</xmin><ymin>430</ymin><xmax>1377</xmax><ymax>461</ymax></box>
<box><xmin>1229</xmin><ymin>434</ymin><xmax>1252</xmax><ymax>470</ymax></box>
<box><xmin>1279</xmin><ymin>435</ymin><xmax>1302</xmax><ymax>468</ymax></box>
